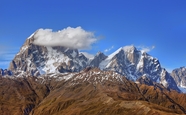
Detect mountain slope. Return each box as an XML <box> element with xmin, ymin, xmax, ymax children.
<box><xmin>0</xmin><ymin>68</ymin><xmax>186</xmax><ymax>115</ymax></box>
<box><xmin>171</xmin><ymin>67</ymin><xmax>186</xmax><ymax>93</ymax></box>
<box><xmin>172</xmin><ymin>67</ymin><xmax>186</xmax><ymax>88</ymax></box>
<box><xmin>98</xmin><ymin>46</ymin><xmax>161</xmax><ymax>81</ymax></box>
<box><xmin>96</xmin><ymin>46</ymin><xmax>179</xmax><ymax>91</ymax></box>
<box><xmin>9</xmin><ymin>32</ymin><xmax>88</xmax><ymax>76</ymax></box>
<box><xmin>8</xmin><ymin>32</ymin><xmax>180</xmax><ymax>92</ymax></box>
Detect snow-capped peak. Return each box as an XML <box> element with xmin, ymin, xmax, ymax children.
<box><xmin>9</xmin><ymin>37</ymin><xmax>181</xmax><ymax>92</ymax></box>
<box><xmin>107</xmin><ymin>47</ymin><xmax>122</xmax><ymax>60</ymax></box>
<box><xmin>9</xmin><ymin>36</ymin><xmax>89</xmax><ymax>76</ymax></box>
<box><xmin>99</xmin><ymin>47</ymin><xmax>122</xmax><ymax>69</ymax></box>
<box><xmin>122</xmin><ymin>45</ymin><xmax>136</xmax><ymax>52</ymax></box>
<box><xmin>27</xmin><ymin>29</ymin><xmax>39</xmax><ymax>39</ymax></box>
<box><xmin>27</xmin><ymin>33</ymin><xmax>35</xmax><ymax>39</ymax></box>
<box><xmin>80</xmin><ymin>52</ymin><xmax>94</xmax><ymax>59</ymax></box>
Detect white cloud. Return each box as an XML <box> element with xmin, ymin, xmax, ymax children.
<box><xmin>104</xmin><ymin>46</ymin><xmax>114</xmax><ymax>52</ymax></box>
<box><xmin>33</xmin><ymin>26</ymin><xmax>98</xmax><ymax>50</ymax></box>
<box><xmin>137</xmin><ymin>45</ymin><xmax>155</xmax><ymax>52</ymax></box>
<box><xmin>152</xmin><ymin>45</ymin><xmax>155</xmax><ymax>49</ymax></box>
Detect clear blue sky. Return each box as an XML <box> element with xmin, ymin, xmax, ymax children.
<box><xmin>1</xmin><ymin>0</ymin><xmax>186</xmax><ymax>71</ymax></box>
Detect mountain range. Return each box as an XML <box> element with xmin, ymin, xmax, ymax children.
<box><xmin>0</xmin><ymin>31</ymin><xmax>186</xmax><ymax>115</ymax></box>
<box><xmin>6</xmin><ymin>32</ymin><xmax>184</xmax><ymax>92</ymax></box>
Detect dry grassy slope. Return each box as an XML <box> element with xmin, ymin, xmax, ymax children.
<box><xmin>32</xmin><ymin>80</ymin><xmax>186</xmax><ymax>115</ymax></box>
<box><xmin>0</xmin><ymin>72</ymin><xmax>186</xmax><ymax>115</ymax></box>
<box><xmin>0</xmin><ymin>77</ymin><xmax>49</xmax><ymax>115</ymax></box>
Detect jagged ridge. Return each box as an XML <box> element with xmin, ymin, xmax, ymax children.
<box><xmin>6</xmin><ymin>31</ymin><xmax>182</xmax><ymax>92</ymax></box>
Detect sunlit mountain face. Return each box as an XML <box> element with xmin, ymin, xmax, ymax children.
<box><xmin>0</xmin><ymin>31</ymin><xmax>186</xmax><ymax>115</ymax></box>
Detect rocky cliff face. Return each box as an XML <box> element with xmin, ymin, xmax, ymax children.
<box><xmin>89</xmin><ymin>52</ymin><xmax>107</xmax><ymax>67</ymax></box>
<box><xmin>96</xmin><ymin>46</ymin><xmax>179</xmax><ymax>91</ymax></box>
<box><xmin>98</xmin><ymin>46</ymin><xmax>161</xmax><ymax>81</ymax></box>
<box><xmin>9</xmin><ymin>33</ymin><xmax>88</xmax><ymax>76</ymax></box>
<box><xmin>160</xmin><ymin>69</ymin><xmax>179</xmax><ymax>91</ymax></box>
<box><xmin>7</xmin><ymin>32</ymin><xmax>180</xmax><ymax>92</ymax></box>
<box><xmin>172</xmin><ymin>67</ymin><xmax>186</xmax><ymax>88</ymax></box>
<box><xmin>0</xmin><ymin>69</ymin><xmax>12</xmax><ymax>76</ymax></box>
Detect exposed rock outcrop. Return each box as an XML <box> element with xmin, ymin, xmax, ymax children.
<box><xmin>172</xmin><ymin>67</ymin><xmax>186</xmax><ymax>88</ymax></box>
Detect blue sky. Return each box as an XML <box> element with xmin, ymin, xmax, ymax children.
<box><xmin>1</xmin><ymin>0</ymin><xmax>186</xmax><ymax>71</ymax></box>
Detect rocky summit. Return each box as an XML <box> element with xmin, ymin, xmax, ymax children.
<box><xmin>8</xmin><ymin>31</ymin><xmax>181</xmax><ymax>92</ymax></box>
<box><xmin>172</xmin><ymin>67</ymin><xmax>186</xmax><ymax>87</ymax></box>
<box><xmin>9</xmin><ymin>33</ymin><xmax>88</xmax><ymax>76</ymax></box>
<box><xmin>171</xmin><ymin>67</ymin><xmax>186</xmax><ymax>93</ymax></box>
<box><xmin>0</xmin><ymin>31</ymin><xmax>186</xmax><ymax>115</ymax></box>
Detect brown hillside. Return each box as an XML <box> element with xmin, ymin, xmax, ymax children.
<box><xmin>0</xmin><ymin>69</ymin><xmax>186</xmax><ymax>115</ymax></box>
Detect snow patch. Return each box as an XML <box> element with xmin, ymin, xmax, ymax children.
<box><xmin>63</xmin><ymin>73</ymin><xmax>74</xmax><ymax>80</ymax></box>
<box><xmin>178</xmin><ymin>87</ymin><xmax>186</xmax><ymax>93</ymax></box>
<box><xmin>137</xmin><ymin>53</ymin><xmax>144</xmax><ymax>69</ymax></box>
<box><xmin>180</xmin><ymin>82</ymin><xmax>186</xmax><ymax>88</ymax></box>
<box><xmin>71</xmin><ymin>51</ymin><xmax>77</xmax><ymax>58</ymax></box>
<box><xmin>37</xmin><ymin>67</ymin><xmax>46</xmax><ymax>75</ymax></box>
<box><xmin>41</xmin><ymin>47</ymin><xmax>69</xmax><ymax>73</ymax></box>
<box><xmin>80</xmin><ymin>52</ymin><xmax>94</xmax><ymax>59</ymax></box>
<box><xmin>17</xmin><ymin>46</ymin><xmax>29</xmax><ymax>55</ymax></box>
<box><xmin>27</xmin><ymin>33</ymin><xmax>35</xmax><ymax>39</ymax></box>
<box><xmin>122</xmin><ymin>45</ymin><xmax>135</xmax><ymax>52</ymax></box>
<box><xmin>99</xmin><ymin>47</ymin><xmax>122</xmax><ymax>69</ymax></box>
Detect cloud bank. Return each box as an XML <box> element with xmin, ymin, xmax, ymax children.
<box><xmin>33</xmin><ymin>26</ymin><xmax>97</xmax><ymax>50</ymax></box>
<box><xmin>137</xmin><ymin>45</ymin><xmax>155</xmax><ymax>52</ymax></box>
